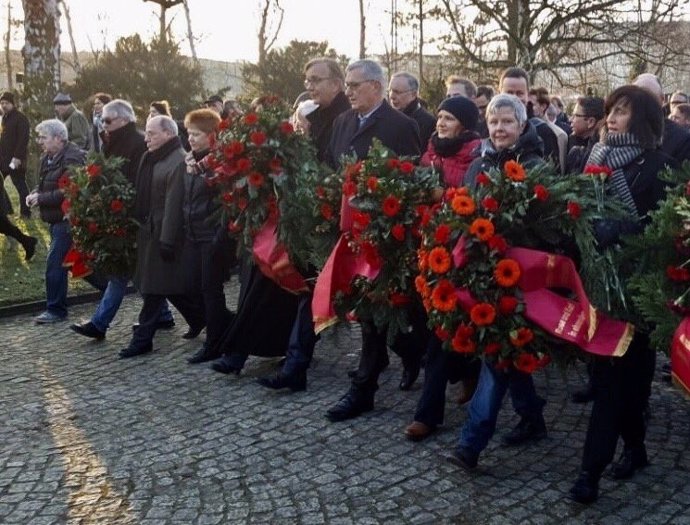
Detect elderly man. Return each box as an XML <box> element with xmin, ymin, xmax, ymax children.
<box><xmin>119</xmin><ymin>116</ymin><xmax>205</xmax><ymax>358</ymax></box>
<box><xmin>0</xmin><ymin>91</ymin><xmax>31</xmax><ymax>217</ymax></box>
<box><xmin>26</xmin><ymin>120</ymin><xmax>86</xmax><ymax>323</ymax></box>
<box><xmin>634</xmin><ymin>73</ymin><xmax>690</xmax><ymax>163</ymax></box>
<box><xmin>255</xmin><ymin>57</ymin><xmax>350</xmax><ymax>391</ymax></box>
<box><xmin>388</xmin><ymin>71</ymin><xmax>436</xmax><ymax>146</ymax></box>
<box><xmin>566</xmin><ymin>96</ymin><xmax>605</xmax><ymax>174</ymax></box>
<box><xmin>324</xmin><ymin>59</ymin><xmax>426</xmax><ymax>422</ymax></box>
<box><xmin>70</xmin><ymin>100</ymin><xmax>175</xmax><ymax>340</ymax></box>
<box><xmin>53</xmin><ymin>92</ymin><xmax>91</xmax><ymax>151</ymax></box>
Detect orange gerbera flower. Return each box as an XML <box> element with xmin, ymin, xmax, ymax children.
<box><xmin>431</xmin><ymin>279</ymin><xmax>458</xmax><ymax>312</ymax></box>
<box><xmin>414</xmin><ymin>275</ymin><xmax>430</xmax><ymax>297</ymax></box>
<box><xmin>451</xmin><ymin>335</ymin><xmax>476</xmax><ymax>354</ymax></box>
<box><xmin>428</xmin><ymin>246</ymin><xmax>451</xmax><ymax>274</ymax></box>
<box><xmin>504</xmin><ymin>160</ymin><xmax>526</xmax><ymax>182</ymax></box>
<box><xmin>469</xmin><ymin>218</ymin><xmax>495</xmax><ymax>241</ymax></box>
<box><xmin>494</xmin><ymin>258</ymin><xmax>521</xmax><ymax>287</ymax></box>
<box><xmin>510</xmin><ymin>327</ymin><xmax>534</xmax><ymax>347</ymax></box>
<box><xmin>417</xmin><ymin>249</ymin><xmax>429</xmax><ymax>272</ymax></box>
<box><xmin>451</xmin><ymin>195</ymin><xmax>476</xmax><ymax>216</ymax></box>
<box><xmin>470</xmin><ymin>302</ymin><xmax>496</xmax><ymax>326</ymax></box>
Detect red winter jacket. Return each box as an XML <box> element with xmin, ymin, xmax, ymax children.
<box><xmin>421</xmin><ymin>138</ymin><xmax>481</xmax><ymax>187</ymax></box>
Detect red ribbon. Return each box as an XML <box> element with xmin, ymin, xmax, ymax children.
<box><xmin>252</xmin><ymin>215</ymin><xmax>309</xmax><ymax>294</ymax></box>
<box><xmin>671</xmin><ymin>317</ymin><xmax>690</xmax><ymax>396</ymax></box>
<box><xmin>62</xmin><ymin>246</ymin><xmax>94</xmax><ymax>279</ymax></box>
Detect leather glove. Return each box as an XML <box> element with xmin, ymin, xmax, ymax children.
<box><xmin>159</xmin><ymin>243</ymin><xmax>175</xmax><ymax>262</ymax></box>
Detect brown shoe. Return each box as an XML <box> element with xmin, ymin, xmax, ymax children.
<box><xmin>404</xmin><ymin>421</ymin><xmax>434</xmax><ymax>442</ymax></box>
<box><xmin>457</xmin><ymin>376</ymin><xmax>478</xmax><ymax>405</ymax></box>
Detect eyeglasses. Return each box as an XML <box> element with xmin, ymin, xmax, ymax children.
<box><xmin>671</xmin><ymin>100</ymin><xmax>688</xmax><ymax>106</ymax></box>
<box><xmin>345</xmin><ymin>79</ymin><xmax>374</xmax><ymax>91</ymax></box>
<box><xmin>304</xmin><ymin>76</ymin><xmax>332</xmax><ymax>87</ymax></box>
<box><xmin>571</xmin><ymin>113</ymin><xmax>591</xmax><ymax>119</ymax></box>
<box><xmin>388</xmin><ymin>88</ymin><xmax>413</xmax><ymax>96</ymax></box>
<box><xmin>102</xmin><ymin>116</ymin><xmax>119</xmax><ymax>125</ymax></box>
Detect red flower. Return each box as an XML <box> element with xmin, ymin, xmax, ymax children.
<box><xmin>382</xmin><ymin>195</ymin><xmax>401</xmax><ymax>217</ymax></box>
<box><xmin>567</xmin><ymin>201</ymin><xmax>581</xmax><ymax>219</ymax></box>
<box><xmin>237</xmin><ymin>197</ymin><xmax>248</xmax><ymax>210</ymax></box>
<box><xmin>416</xmin><ymin>205</ymin><xmax>432</xmax><ymax>227</ymax></box>
<box><xmin>514</xmin><ymin>352</ymin><xmax>539</xmax><ymax>374</ymax></box>
<box><xmin>250</xmin><ymin>131</ymin><xmax>267</xmax><ymax>146</ymax></box>
<box><xmin>584</xmin><ymin>164</ymin><xmax>613</xmax><ymax>177</ymax></box>
<box><xmin>248</xmin><ymin>172</ymin><xmax>264</xmax><ymax>187</ymax></box>
<box><xmin>61</xmin><ymin>199</ymin><xmax>71</xmax><ymax>214</ymax></box>
<box><xmin>431</xmin><ymin>279</ymin><xmax>458</xmax><ymax>312</ymax></box>
<box><xmin>221</xmin><ymin>192</ymin><xmax>234</xmax><ymax>203</ymax></box>
<box><xmin>57</xmin><ymin>174</ymin><xmax>71</xmax><ymax>189</ymax></box>
<box><xmin>504</xmin><ymin>160</ymin><xmax>526</xmax><ymax>182</ymax></box>
<box><xmin>279</xmin><ymin>121</ymin><xmax>294</xmax><ymax>134</ymax></box>
<box><xmin>451</xmin><ymin>335</ymin><xmax>476</xmax><ymax>354</ymax></box>
<box><xmin>435</xmin><ymin>326</ymin><xmax>450</xmax><ymax>341</ymax></box>
<box><xmin>87</xmin><ymin>222</ymin><xmax>99</xmax><ymax>234</ymax></box>
<box><xmin>236</xmin><ymin>158</ymin><xmax>251</xmax><ymax>172</ymax></box>
<box><xmin>470</xmin><ymin>303</ymin><xmax>496</xmax><ymax>326</ymax></box>
<box><xmin>482</xmin><ymin>196</ymin><xmax>499</xmax><ymax>212</ymax></box>
<box><xmin>454</xmin><ymin>324</ymin><xmax>475</xmax><ymax>340</ymax></box>
<box><xmin>476</xmin><ymin>173</ymin><xmax>491</xmax><ymax>186</ymax></box>
<box><xmin>399</xmin><ymin>161</ymin><xmax>414</xmax><ymax>174</ymax></box>
<box><xmin>366</xmin><ymin>176</ymin><xmax>379</xmax><ymax>192</ymax></box>
<box><xmin>243</xmin><ymin>113</ymin><xmax>258</xmax><ymax>125</ymax></box>
<box><xmin>227</xmin><ymin>220</ymin><xmax>241</xmax><ymax>233</ymax></box>
<box><xmin>224</xmin><ymin>141</ymin><xmax>244</xmax><ymax>157</ymax></box>
<box><xmin>110</xmin><ymin>199</ymin><xmax>124</xmax><ymax>213</ymax></box>
<box><xmin>113</xmin><ymin>228</ymin><xmax>126</xmax><ymax>237</ymax></box>
<box><xmin>487</xmin><ymin>234</ymin><xmax>508</xmax><ymax>253</ymax></box>
<box><xmin>666</xmin><ymin>265</ymin><xmax>690</xmax><ymax>282</ymax></box>
<box><xmin>86</xmin><ymin>164</ymin><xmax>101</xmax><ymax>178</ymax></box>
<box><xmin>342</xmin><ymin>180</ymin><xmax>357</xmax><ymax>197</ymax></box>
<box><xmin>218</xmin><ymin>118</ymin><xmax>230</xmax><ymax>131</ymax></box>
<box><xmin>386</xmin><ymin>158</ymin><xmax>401</xmax><ymax>170</ymax></box>
<box><xmin>484</xmin><ymin>342</ymin><xmax>501</xmax><ymax>356</ymax></box>
<box><xmin>315</xmin><ymin>186</ymin><xmax>326</xmax><ymax>199</ymax></box>
<box><xmin>434</xmin><ymin>224</ymin><xmax>451</xmax><ymax>244</ymax></box>
<box><xmin>353</xmin><ymin>211</ymin><xmax>371</xmax><ymax>230</ymax></box>
<box><xmin>391</xmin><ymin>223</ymin><xmax>405</xmax><ymax>241</ymax></box>
<box><xmin>269</xmin><ymin>157</ymin><xmax>282</xmax><ymax>172</ymax></box>
<box><xmin>498</xmin><ymin>295</ymin><xmax>519</xmax><ymax>315</ymax></box>
<box><xmin>510</xmin><ymin>327</ymin><xmax>534</xmax><ymax>347</ymax></box>
<box><xmin>534</xmin><ymin>184</ymin><xmax>549</xmax><ymax>201</ymax></box>
<box><xmin>469</xmin><ymin>218</ymin><xmax>495</xmax><ymax>241</ymax></box>
<box><xmin>320</xmin><ymin>203</ymin><xmax>334</xmax><ymax>220</ymax></box>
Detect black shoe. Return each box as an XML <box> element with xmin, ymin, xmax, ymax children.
<box><xmin>21</xmin><ymin>236</ymin><xmax>38</xmax><ymax>261</ymax></box>
<box><xmin>210</xmin><ymin>356</ymin><xmax>241</xmax><ymax>375</ymax></box>
<box><xmin>568</xmin><ymin>471</ymin><xmax>600</xmax><ymax>504</ymax></box>
<box><xmin>187</xmin><ymin>347</ymin><xmax>218</xmax><ymax>364</ymax></box>
<box><xmin>257</xmin><ymin>370</ymin><xmax>307</xmax><ymax>392</ymax></box>
<box><xmin>399</xmin><ymin>363</ymin><xmax>420</xmax><ymax>391</ymax></box>
<box><xmin>119</xmin><ymin>343</ymin><xmax>153</xmax><ymax>359</ymax></box>
<box><xmin>502</xmin><ymin>416</ymin><xmax>547</xmax><ymax>446</ymax></box>
<box><xmin>132</xmin><ymin>319</ymin><xmax>175</xmax><ymax>331</ymax></box>
<box><xmin>571</xmin><ymin>386</ymin><xmax>595</xmax><ymax>404</ymax></box>
<box><xmin>610</xmin><ymin>446</ymin><xmax>649</xmax><ymax>480</ymax></box>
<box><xmin>325</xmin><ymin>388</ymin><xmax>374</xmax><ymax>422</ymax></box>
<box><xmin>182</xmin><ymin>325</ymin><xmax>205</xmax><ymax>339</ymax></box>
<box><xmin>70</xmin><ymin>322</ymin><xmax>105</xmax><ymax>340</ymax></box>
<box><xmin>446</xmin><ymin>447</ymin><xmax>478</xmax><ymax>470</ymax></box>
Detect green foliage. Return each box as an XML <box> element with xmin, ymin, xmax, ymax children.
<box><xmin>68</xmin><ymin>33</ymin><xmax>204</xmax><ymax>119</ymax></box>
<box><xmin>241</xmin><ymin>40</ymin><xmax>348</xmax><ymax>105</ymax></box>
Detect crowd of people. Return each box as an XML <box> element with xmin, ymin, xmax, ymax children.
<box><xmin>2</xmin><ymin>57</ymin><xmax>690</xmax><ymax>506</ymax></box>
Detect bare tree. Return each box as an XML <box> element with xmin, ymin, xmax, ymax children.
<box><xmin>143</xmin><ymin>0</ymin><xmax>183</xmax><ymax>43</ymax></box>
<box><xmin>4</xmin><ymin>1</ymin><xmax>13</xmax><ymax>89</ymax></box>
<box><xmin>358</xmin><ymin>0</ymin><xmax>366</xmax><ymax>59</ymax></box>
<box><xmin>21</xmin><ymin>0</ymin><xmax>61</xmax><ymax>115</ymax></box>
<box><xmin>181</xmin><ymin>0</ymin><xmax>198</xmax><ymax>65</ymax></box>
<box><xmin>58</xmin><ymin>0</ymin><xmax>81</xmax><ymax>75</ymax></box>
<box><xmin>257</xmin><ymin>0</ymin><xmax>284</xmax><ymax>86</ymax></box>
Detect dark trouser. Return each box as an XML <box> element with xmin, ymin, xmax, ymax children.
<box><xmin>581</xmin><ymin>332</ymin><xmax>655</xmax><ymax>476</ymax></box>
<box><xmin>183</xmin><ymin>238</ymin><xmax>233</xmax><ymax>352</ymax></box>
<box><xmin>4</xmin><ymin>169</ymin><xmax>30</xmax><ymax>215</ymax></box>
<box><xmin>352</xmin><ymin>305</ymin><xmax>429</xmax><ymax>392</ymax></box>
<box><xmin>414</xmin><ymin>336</ymin><xmax>480</xmax><ymax>427</ymax></box>
<box><xmin>0</xmin><ymin>213</ymin><xmax>29</xmax><ymax>241</ymax></box>
<box><xmin>128</xmin><ymin>293</ymin><xmax>204</xmax><ymax>351</ymax></box>
<box><xmin>282</xmin><ymin>294</ymin><xmax>319</xmax><ymax>375</ymax></box>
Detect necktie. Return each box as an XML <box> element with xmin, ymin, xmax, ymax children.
<box><xmin>358</xmin><ymin>115</ymin><xmax>368</xmax><ymax>129</ymax></box>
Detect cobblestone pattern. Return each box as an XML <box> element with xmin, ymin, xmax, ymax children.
<box><xmin>1</xmin><ymin>281</ymin><xmax>689</xmax><ymax>524</ymax></box>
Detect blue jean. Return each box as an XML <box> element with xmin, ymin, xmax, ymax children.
<box><xmin>45</xmin><ymin>221</ymin><xmax>72</xmax><ymax>317</ymax></box>
<box><xmin>90</xmin><ymin>276</ymin><xmax>173</xmax><ymax>333</ymax></box>
<box><xmin>458</xmin><ymin>359</ymin><xmax>545</xmax><ymax>455</ymax></box>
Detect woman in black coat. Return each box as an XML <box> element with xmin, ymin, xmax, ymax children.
<box><xmin>569</xmin><ymin>85</ymin><xmax>678</xmax><ymax>504</ymax></box>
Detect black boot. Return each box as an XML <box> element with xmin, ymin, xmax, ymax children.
<box><xmin>399</xmin><ymin>362</ymin><xmax>420</xmax><ymax>391</ymax></box>
<box><xmin>325</xmin><ymin>386</ymin><xmax>375</xmax><ymax>422</ymax></box>
<box><xmin>569</xmin><ymin>471</ymin><xmax>600</xmax><ymax>504</ymax></box>
<box><xmin>611</xmin><ymin>446</ymin><xmax>649</xmax><ymax>479</ymax></box>
<box><xmin>187</xmin><ymin>347</ymin><xmax>218</xmax><ymax>364</ymax></box>
<box><xmin>256</xmin><ymin>370</ymin><xmax>307</xmax><ymax>392</ymax></box>
<box><xmin>20</xmin><ymin>235</ymin><xmax>38</xmax><ymax>261</ymax></box>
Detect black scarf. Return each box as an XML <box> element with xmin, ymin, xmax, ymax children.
<box><xmin>430</xmin><ymin>130</ymin><xmax>481</xmax><ymax>158</ymax></box>
<box><xmin>134</xmin><ymin>136</ymin><xmax>182</xmax><ymax>220</ymax></box>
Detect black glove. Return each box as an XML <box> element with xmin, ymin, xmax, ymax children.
<box><xmin>159</xmin><ymin>243</ymin><xmax>175</xmax><ymax>262</ymax></box>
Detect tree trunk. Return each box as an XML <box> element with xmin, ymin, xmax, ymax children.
<box><xmin>143</xmin><ymin>0</ymin><xmax>184</xmax><ymax>43</ymax></box>
<box><xmin>417</xmin><ymin>0</ymin><xmax>423</xmax><ymax>84</ymax></box>
<box><xmin>358</xmin><ymin>0</ymin><xmax>366</xmax><ymax>59</ymax></box>
<box><xmin>4</xmin><ymin>1</ymin><xmax>13</xmax><ymax>90</ymax></box>
<box><xmin>257</xmin><ymin>0</ymin><xmax>283</xmax><ymax>89</ymax></box>
<box><xmin>59</xmin><ymin>0</ymin><xmax>81</xmax><ymax>75</ymax></box>
<box><xmin>21</xmin><ymin>0</ymin><xmax>61</xmax><ymax>117</ymax></box>
<box><xmin>181</xmin><ymin>0</ymin><xmax>198</xmax><ymax>65</ymax></box>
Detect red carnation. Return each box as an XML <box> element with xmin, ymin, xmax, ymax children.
<box><xmin>391</xmin><ymin>223</ymin><xmax>405</xmax><ymax>241</ymax></box>
<box><xmin>225</xmin><ymin>141</ymin><xmax>244</xmax><ymax>157</ymax></box>
<box><xmin>399</xmin><ymin>161</ymin><xmax>415</xmax><ymax>174</ymax></box>
<box><xmin>386</xmin><ymin>158</ymin><xmax>401</xmax><ymax>170</ymax></box>
<box><xmin>248</xmin><ymin>172</ymin><xmax>264</xmax><ymax>187</ymax></box>
<box><xmin>482</xmin><ymin>196</ymin><xmax>499</xmax><ymax>212</ymax></box>
<box><xmin>320</xmin><ymin>203</ymin><xmax>334</xmax><ymax>220</ymax></box>
<box><xmin>514</xmin><ymin>352</ymin><xmax>540</xmax><ymax>373</ymax></box>
<box><xmin>250</xmin><ymin>131</ymin><xmax>267</xmax><ymax>146</ymax></box>
<box><xmin>279</xmin><ymin>121</ymin><xmax>294</xmax><ymax>134</ymax></box>
<box><xmin>243</xmin><ymin>113</ymin><xmax>258</xmax><ymax>125</ymax></box>
<box><xmin>476</xmin><ymin>173</ymin><xmax>491</xmax><ymax>186</ymax></box>
<box><xmin>269</xmin><ymin>157</ymin><xmax>282</xmax><ymax>172</ymax></box>
<box><xmin>487</xmin><ymin>234</ymin><xmax>508</xmax><ymax>253</ymax></box>
<box><xmin>61</xmin><ymin>199</ymin><xmax>71</xmax><ymax>214</ymax></box>
<box><xmin>498</xmin><ymin>295</ymin><xmax>519</xmax><ymax>315</ymax></box>
<box><xmin>86</xmin><ymin>164</ymin><xmax>101</xmax><ymax>178</ymax></box>
<box><xmin>435</xmin><ymin>326</ymin><xmax>450</xmax><ymax>341</ymax></box>
<box><xmin>353</xmin><ymin>211</ymin><xmax>371</xmax><ymax>230</ymax></box>
<box><xmin>666</xmin><ymin>265</ymin><xmax>690</xmax><ymax>282</ymax></box>
<box><xmin>454</xmin><ymin>324</ymin><xmax>475</xmax><ymax>340</ymax></box>
<box><xmin>236</xmin><ymin>158</ymin><xmax>251</xmax><ymax>172</ymax></box>
<box><xmin>584</xmin><ymin>164</ymin><xmax>613</xmax><ymax>177</ymax></box>
<box><xmin>484</xmin><ymin>342</ymin><xmax>501</xmax><ymax>356</ymax></box>
<box><xmin>110</xmin><ymin>199</ymin><xmax>124</xmax><ymax>213</ymax></box>
<box><xmin>87</xmin><ymin>222</ymin><xmax>99</xmax><ymax>234</ymax></box>
<box><xmin>57</xmin><ymin>174</ymin><xmax>71</xmax><ymax>189</ymax></box>
<box><xmin>534</xmin><ymin>184</ymin><xmax>549</xmax><ymax>201</ymax></box>
<box><xmin>567</xmin><ymin>201</ymin><xmax>581</xmax><ymax>219</ymax></box>
<box><xmin>315</xmin><ymin>186</ymin><xmax>326</xmax><ymax>198</ymax></box>
<box><xmin>382</xmin><ymin>195</ymin><xmax>401</xmax><ymax>217</ymax></box>
<box><xmin>434</xmin><ymin>224</ymin><xmax>451</xmax><ymax>244</ymax></box>
<box><xmin>366</xmin><ymin>176</ymin><xmax>379</xmax><ymax>192</ymax></box>
<box><xmin>218</xmin><ymin>118</ymin><xmax>230</xmax><ymax>131</ymax></box>
<box><xmin>221</xmin><ymin>192</ymin><xmax>234</xmax><ymax>203</ymax></box>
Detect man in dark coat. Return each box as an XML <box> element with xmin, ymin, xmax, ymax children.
<box><xmin>324</xmin><ymin>59</ymin><xmax>426</xmax><ymax>423</ymax></box>
<box><xmin>119</xmin><ymin>115</ymin><xmax>204</xmax><ymax>358</ymax></box>
<box><xmin>70</xmin><ymin>99</ymin><xmax>175</xmax><ymax>340</ymax></box>
<box><xmin>388</xmin><ymin>71</ymin><xmax>436</xmax><ymax>147</ymax></box>
<box><xmin>0</xmin><ymin>91</ymin><xmax>31</xmax><ymax>217</ymax></box>
<box><xmin>566</xmin><ymin>96</ymin><xmax>605</xmax><ymax>174</ymax></box>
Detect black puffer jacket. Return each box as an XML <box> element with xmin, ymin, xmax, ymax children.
<box><xmin>464</xmin><ymin>120</ymin><xmax>545</xmax><ymax>187</ymax></box>
<box><xmin>36</xmin><ymin>142</ymin><xmax>86</xmax><ymax>224</ymax></box>
<box><xmin>102</xmin><ymin>122</ymin><xmax>147</xmax><ymax>185</ymax></box>
<box><xmin>182</xmin><ymin>150</ymin><xmax>221</xmax><ymax>242</ymax></box>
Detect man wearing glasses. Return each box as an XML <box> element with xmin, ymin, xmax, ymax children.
<box><xmin>325</xmin><ymin>59</ymin><xmax>426</xmax><ymax>423</ymax></box>
<box><xmin>566</xmin><ymin>97</ymin><xmax>605</xmax><ymax>174</ymax></box>
<box><xmin>388</xmin><ymin>72</ymin><xmax>435</xmax><ymax>147</ymax></box>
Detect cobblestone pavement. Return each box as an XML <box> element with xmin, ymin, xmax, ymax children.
<box><xmin>1</xmin><ymin>281</ymin><xmax>690</xmax><ymax>525</ymax></box>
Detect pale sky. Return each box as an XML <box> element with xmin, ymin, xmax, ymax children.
<box><xmin>5</xmin><ymin>0</ymin><xmax>431</xmax><ymax>63</ymax></box>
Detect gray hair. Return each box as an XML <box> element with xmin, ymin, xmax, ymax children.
<box><xmin>486</xmin><ymin>94</ymin><xmax>528</xmax><ymax>127</ymax></box>
<box><xmin>304</xmin><ymin>57</ymin><xmax>345</xmax><ymax>84</ymax></box>
<box><xmin>347</xmin><ymin>59</ymin><xmax>386</xmax><ymax>93</ymax></box>
<box><xmin>35</xmin><ymin>119</ymin><xmax>68</xmax><ymax>142</ymax></box>
<box><xmin>391</xmin><ymin>71</ymin><xmax>419</xmax><ymax>93</ymax></box>
<box><xmin>149</xmin><ymin>115</ymin><xmax>178</xmax><ymax>136</ymax></box>
<box><xmin>103</xmin><ymin>99</ymin><xmax>136</xmax><ymax>123</ymax></box>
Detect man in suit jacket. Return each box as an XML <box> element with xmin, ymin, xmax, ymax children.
<box><xmin>324</xmin><ymin>59</ymin><xmax>427</xmax><ymax>423</ymax></box>
<box><xmin>388</xmin><ymin>71</ymin><xmax>436</xmax><ymax>148</ymax></box>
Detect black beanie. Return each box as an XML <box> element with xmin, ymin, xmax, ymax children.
<box><xmin>437</xmin><ymin>96</ymin><xmax>479</xmax><ymax>132</ymax></box>
<box><xmin>0</xmin><ymin>91</ymin><xmax>15</xmax><ymax>105</ymax></box>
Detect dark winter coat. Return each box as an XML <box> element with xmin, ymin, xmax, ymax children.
<box><xmin>306</xmin><ymin>91</ymin><xmax>351</xmax><ymax>162</ymax></box>
<box><xmin>566</xmin><ymin>134</ymin><xmax>598</xmax><ymax>174</ymax></box>
<box><xmin>0</xmin><ymin>107</ymin><xmax>30</xmax><ymax>173</ymax></box>
<box><xmin>662</xmin><ymin>118</ymin><xmax>690</xmax><ymax>163</ymax></box>
<box><xmin>402</xmin><ymin>99</ymin><xmax>436</xmax><ymax>148</ymax></box>
<box><xmin>36</xmin><ymin>142</ymin><xmax>86</xmax><ymax>224</ymax></box>
<box><xmin>102</xmin><ymin>122</ymin><xmax>147</xmax><ymax>185</ymax></box>
<box><xmin>182</xmin><ymin>150</ymin><xmax>221</xmax><ymax>243</ymax></box>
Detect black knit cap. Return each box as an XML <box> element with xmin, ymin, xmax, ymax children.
<box><xmin>0</xmin><ymin>91</ymin><xmax>15</xmax><ymax>105</ymax></box>
<box><xmin>437</xmin><ymin>95</ymin><xmax>479</xmax><ymax>131</ymax></box>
